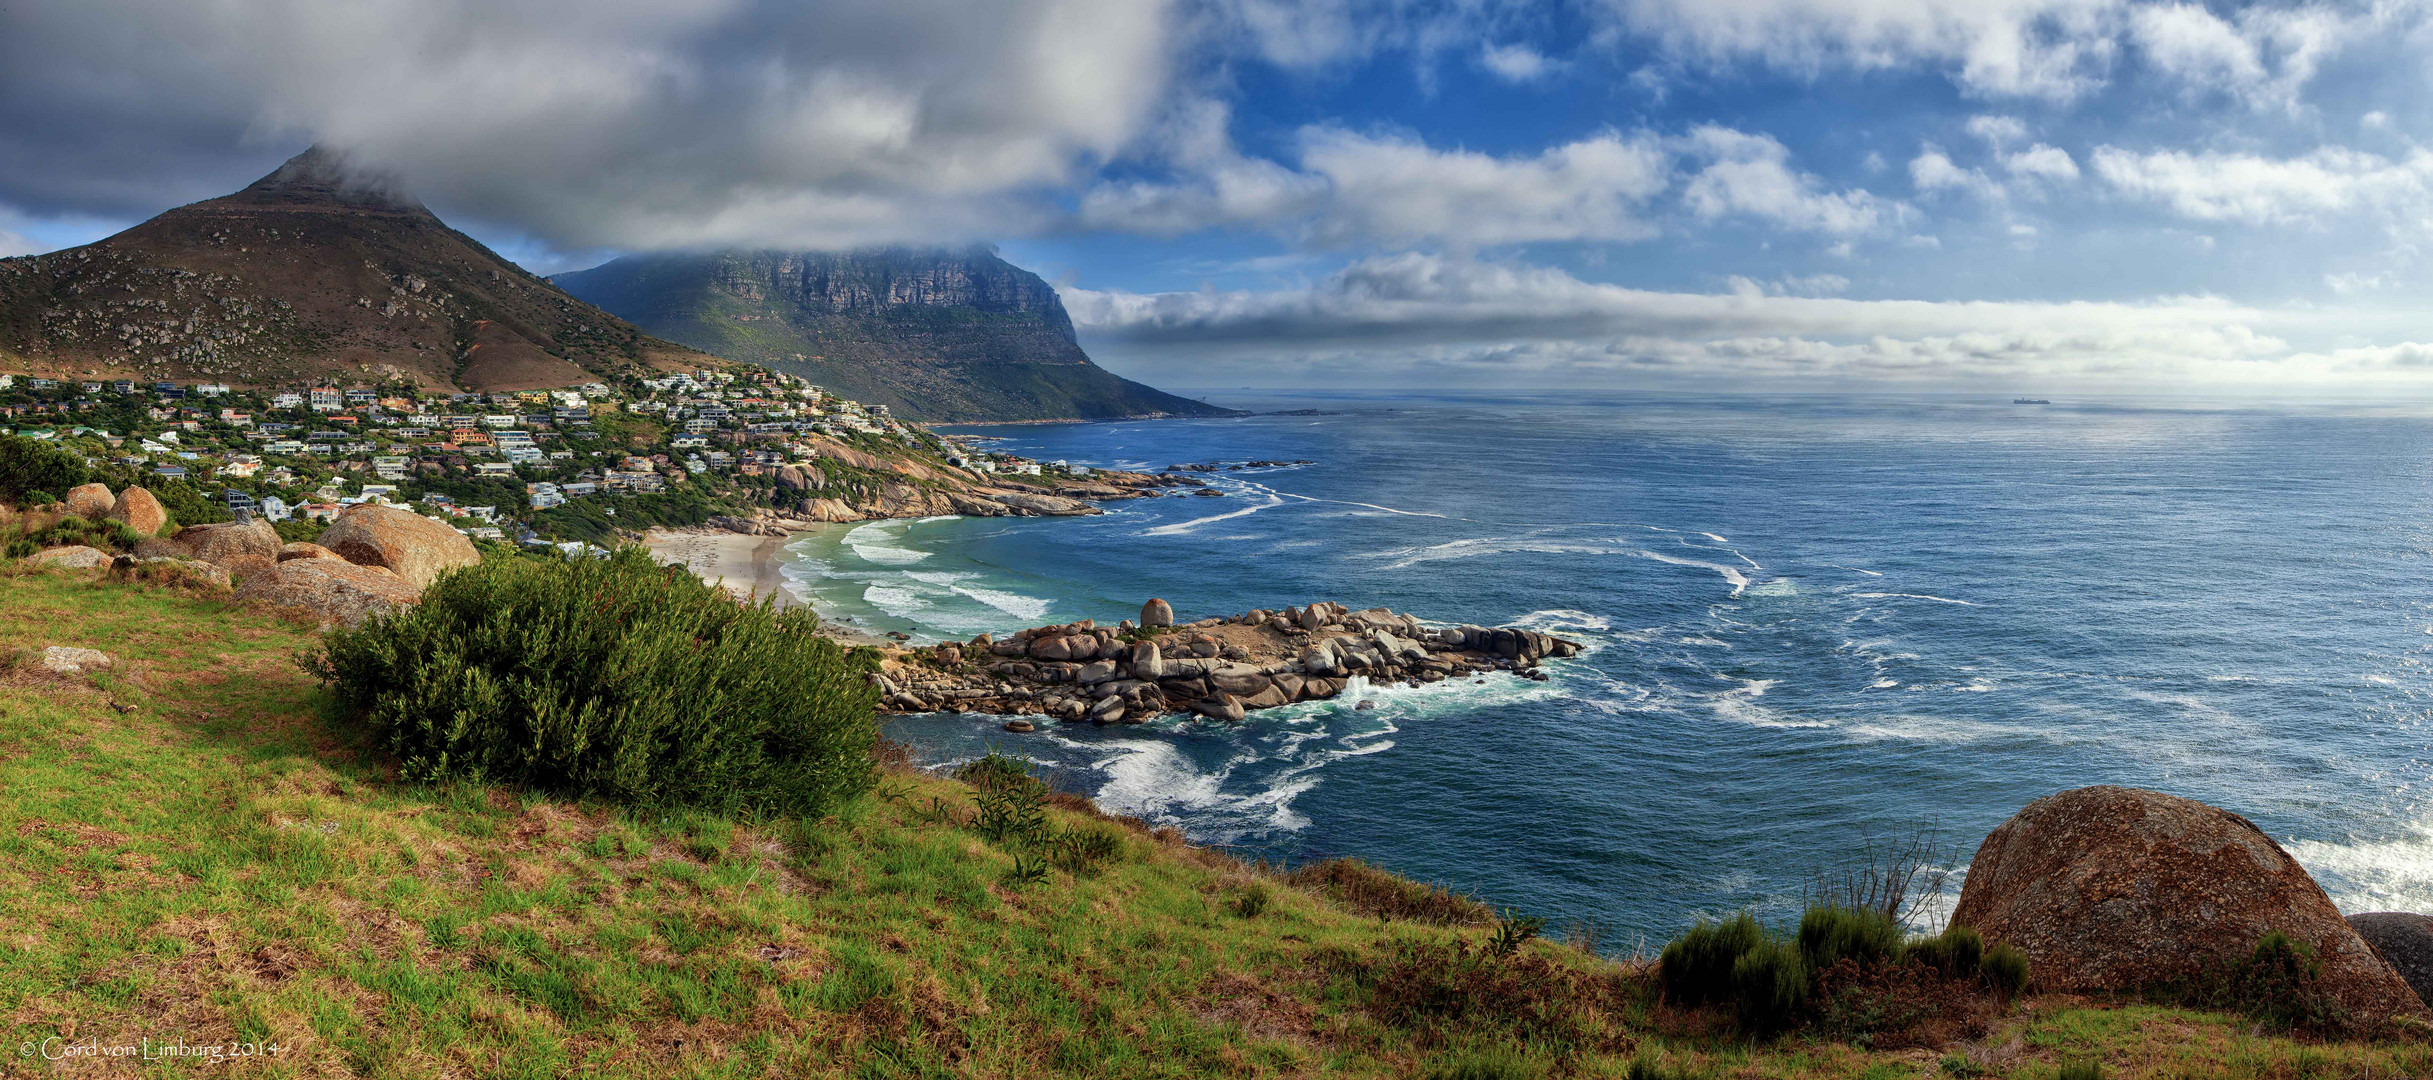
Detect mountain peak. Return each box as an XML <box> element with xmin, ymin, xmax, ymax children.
<box><xmin>214</xmin><ymin>145</ymin><xmax>430</xmax><ymax>214</ymax></box>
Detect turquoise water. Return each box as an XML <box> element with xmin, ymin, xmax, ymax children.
<box><xmin>776</xmin><ymin>391</ymin><xmax>2433</xmax><ymax>944</ymax></box>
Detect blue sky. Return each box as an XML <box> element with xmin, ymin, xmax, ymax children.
<box><xmin>6</xmin><ymin>0</ymin><xmax>2433</xmax><ymax>392</ymax></box>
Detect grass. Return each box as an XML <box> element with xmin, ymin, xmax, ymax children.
<box><xmin>6</xmin><ymin>566</ymin><xmax>2433</xmax><ymax>1077</ymax></box>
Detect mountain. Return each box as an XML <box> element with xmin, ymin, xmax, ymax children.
<box><xmin>554</xmin><ymin>248</ymin><xmax>1235</xmax><ymax>423</ymax></box>
<box><xmin>0</xmin><ymin>147</ymin><xmax>717</xmax><ymax>390</ymax></box>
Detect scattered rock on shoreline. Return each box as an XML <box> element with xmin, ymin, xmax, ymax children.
<box><xmin>873</xmin><ymin>600</ymin><xmax>1580</xmax><ymax>723</ymax></box>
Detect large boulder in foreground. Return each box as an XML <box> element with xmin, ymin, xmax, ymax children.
<box><xmin>317</xmin><ymin>504</ymin><xmax>478</xmax><ymax>589</ymax></box>
<box><xmin>172</xmin><ymin>518</ymin><xmax>282</xmax><ymax>565</ymax></box>
<box><xmin>1952</xmin><ymin>786</ymin><xmax>2423</xmax><ymax>1020</ymax></box>
<box><xmin>234</xmin><ymin>558</ymin><xmax>421</xmax><ymax>627</ymax></box>
<box><xmin>63</xmin><ymin>483</ymin><xmax>114</xmax><ymax>518</ymax></box>
<box><xmin>108</xmin><ymin>486</ymin><xmax>168</xmax><ymax>537</ymax></box>
<box><xmin>2349</xmin><ymin>913</ymin><xmax>2433</xmax><ymax>1009</ymax></box>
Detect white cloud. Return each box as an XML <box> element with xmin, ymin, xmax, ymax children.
<box><xmin>1602</xmin><ymin>0</ymin><xmax>2389</xmax><ymax>106</ymax></box>
<box><xmin>2128</xmin><ymin>2</ymin><xmax>2362</xmax><ymax>111</ymax></box>
<box><xmin>1601</xmin><ymin>0</ymin><xmax>2122</xmax><ymax>101</ymax></box>
<box><xmin>2004</xmin><ymin>143</ymin><xmax>2081</xmax><ymax>182</ymax></box>
<box><xmin>1480</xmin><ymin>42</ymin><xmax>1562</xmax><ymax>83</ymax></box>
<box><xmin>1965</xmin><ymin>115</ymin><xmax>2030</xmax><ymax>147</ymax></box>
<box><xmin>0</xmin><ymin>0</ymin><xmax>1179</xmax><ymax>249</ymax></box>
<box><xmin>1062</xmin><ymin>251</ymin><xmax>2397</xmax><ymax>386</ymax></box>
<box><xmin>1081</xmin><ymin>120</ymin><xmax>1673</xmax><ymax>246</ymax></box>
<box><xmin>0</xmin><ymin>228</ymin><xmax>33</xmax><ymax>259</ymax></box>
<box><xmin>2091</xmin><ymin>144</ymin><xmax>2433</xmax><ymax>225</ymax></box>
<box><xmin>1909</xmin><ymin>146</ymin><xmax>2000</xmax><ymax>199</ymax></box>
<box><xmin>1679</xmin><ymin>126</ymin><xmax>1897</xmax><ymax>234</ymax></box>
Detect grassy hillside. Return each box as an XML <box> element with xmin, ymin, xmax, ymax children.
<box><xmin>3</xmin><ymin>568</ymin><xmax>2429</xmax><ymax>1078</ymax></box>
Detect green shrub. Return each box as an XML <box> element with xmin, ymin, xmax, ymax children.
<box><xmin>1731</xmin><ymin>939</ymin><xmax>1809</xmax><ymax>1033</ymax></box>
<box><xmin>1982</xmin><ymin>942</ymin><xmax>2029</xmax><ymax>998</ymax></box>
<box><xmin>1231</xmin><ymin>883</ymin><xmax>1272</xmax><ymax>919</ymax></box>
<box><xmin>1905</xmin><ymin>923</ymin><xmax>1985</xmax><ymax>978</ymax></box>
<box><xmin>1489</xmin><ymin>910</ymin><xmax>1546</xmax><ymax>957</ymax></box>
<box><xmin>1049</xmin><ymin>823</ymin><xmax>1126</xmax><ymax>875</ymax></box>
<box><xmin>0</xmin><ymin>436</ymin><xmax>89</xmax><ymax>505</ymax></box>
<box><xmin>1658</xmin><ymin>912</ymin><xmax>1762</xmax><ymax>1007</ymax></box>
<box><xmin>23</xmin><ymin>490</ymin><xmax>56</xmax><ymax>507</ymax></box>
<box><xmin>2185</xmin><ymin>930</ymin><xmax>2341</xmax><ymax>1031</ymax></box>
<box><xmin>309</xmin><ymin>546</ymin><xmax>879</xmax><ymax>818</ymax></box>
<box><xmin>1798</xmin><ymin>905</ymin><xmax>1904</xmax><ymax>972</ymax></box>
<box><xmin>2057</xmin><ymin>1061</ymin><xmax>2103</xmax><ymax>1080</ymax></box>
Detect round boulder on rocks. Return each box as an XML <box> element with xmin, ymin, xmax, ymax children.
<box><xmin>1141</xmin><ymin>597</ymin><xmax>1174</xmax><ymax>628</ymax></box>
<box><xmin>1190</xmin><ymin>694</ymin><xmax>1246</xmax><ymax>722</ymax></box>
<box><xmin>173</xmin><ymin>518</ymin><xmax>281</xmax><ymax>565</ymax></box>
<box><xmin>278</xmin><ymin>542</ymin><xmax>343</xmax><ymax>562</ymax></box>
<box><xmin>1951</xmin><ymin>785</ymin><xmax>2426</xmax><ymax>1020</ymax></box>
<box><xmin>108</xmin><ymin>486</ymin><xmax>169</xmax><ymax>537</ymax></box>
<box><xmin>63</xmin><ymin>483</ymin><xmax>114</xmax><ymax>518</ymax></box>
<box><xmin>2349</xmin><ymin>913</ymin><xmax>2433</xmax><ymax>1009</ymax></box>
<box><xmin>219</xmin><ymin>553</ymin><xmax>277</xmax><ymax>584</ymax></box>
<box><xmin>317</xmin><ymin>504</ymin><xmax>479</xmax><ymax>590</ymax></box>
<box><xmin>234</xmin><ymin>558</ymin><xmax>422</xmax><ymax>628</ymax></box>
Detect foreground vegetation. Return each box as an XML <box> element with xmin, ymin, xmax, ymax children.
<box><xmin>6</xmin><ymin>568</ymin><xmax>2433</xmax><ymax>1077</ymax></box>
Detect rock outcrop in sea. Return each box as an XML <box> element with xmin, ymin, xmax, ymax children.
<box><xmin>872</xmin><ymin>601</ymin><xmax>1582</xmax><ymax>723</ymax></box>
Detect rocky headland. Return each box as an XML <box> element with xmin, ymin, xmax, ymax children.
<box><xmin>872</xmin><ymin>597</ymin><xmax>1581</xmax><ymax>724</ymax></box>
<box><xmin>693</xmin><ymin>455</ymin><xmax>1211</xmax><ymax>535</ymax></box>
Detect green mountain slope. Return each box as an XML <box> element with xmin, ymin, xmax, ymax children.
<box><xmin>554</xmin><ymin>248</ymin><xmax>1235</xmax><ymax>423</ymax></box>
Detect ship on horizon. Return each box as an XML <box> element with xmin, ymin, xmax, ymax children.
<box><xmin>2013</xmin><ymin>397</ymin><xmax>2052</xmax><ymax>405</ymax></box>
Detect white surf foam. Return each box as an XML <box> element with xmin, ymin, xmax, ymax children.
<box><xmin>901</xmin><ymin>570</ymin><xmax>1054</xmax><ymax>623</ymax></box>
<box><xmin>862</xmin><ymin>583</ymin><xmax>929</xmax><ymax>617</ymax></box>
<box><xmin>1852</xmin><ymin>592</ymin><xmax>1978</xmax><ymax>606</ymax></box>
<box><xmin>1634</xmin><ymin>549</ymin><xmax>1752</xmax><ymax>597</ymax></box>
<box><xmin>842</xmin><ymin>521</ymin><xmax>930</xmax><ymax>565</ymax></box>
<box><xmin>2287</xmin><ymin>817</ymin><xmax>2433</xmax><ymax>914</ymax></box>
<box><xmin>1143</xmin><ymin>492</ymin><xmax>1286</xmax><ymax>536</ymax></box>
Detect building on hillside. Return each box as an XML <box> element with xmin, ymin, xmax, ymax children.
<box><xmin>475</xmin><ymin>462</ymin><xmax>515</xmax><ymax>478</ymax></box>
<box><xmin>271</xmin><ymin>392</ymin><xmax>303</xmax><ymax>410</ymax></box>
<box><xmin>309</xmin><ymin>387</ymin><xmax>342</xmax><ymax>412</ymax></box>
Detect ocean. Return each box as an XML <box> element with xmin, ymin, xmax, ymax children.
<box><xmin>774</xmin><ymin>391</ymin><xmax>2433</xmax><ymax>946</ymax></box>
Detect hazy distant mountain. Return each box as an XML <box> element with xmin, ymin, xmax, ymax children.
<box><xmin>0</xmin><ymin>147</ymin><xmax>716</xmax><ymax>390</ymax></box>
<box><xmin>555</xmin><ymin>247</ymin><xmax>1235</xmax><ymax>423</ymax></box>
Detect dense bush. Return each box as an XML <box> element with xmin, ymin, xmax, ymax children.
<box><xmin>1798</xmin><ymin>906</ymin><xmax>1904</xmax><ymax>973</ymax></box>
<box><xmin>310</xmin><ymin>546</ymin><xmax>881</xmax><ymax>817</ymax></box>
<box><xmin>2169</xmin><ymin>930</ymin><xmax>2339</xmax><ymax>1031</ymax></box>
<box><xmin>1658</xmin><ymin>911</ymin><xmax>1763</xmax><ymax>1007</ymax></box>
<box><xmin>0</xmin><ymin>436</ymin><xmax>90</xmax><ymax>505</ymax></box>
<box><xmin>1981</xmin><ymin>942</ymin><xmax>2029</xmax><ymax>999</ymax></box>
<box><xmin>1732</xmin><ymin>940</ymin><xmax>1810</xmax><ymax>1032</ymax></box>
<box><xmin>1905</xmin><ymin>924</ymin><xmax>1985</xmax><ymax>979</ymax></box>
<box><xmin>1661</xmin><ymin>908</ymin><xmax>2029</xmax><ymax>1039</ymax></box>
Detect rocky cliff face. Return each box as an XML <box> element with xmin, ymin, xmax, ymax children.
<box><xmin>0</xmin><ymin>147</ymin><xmax>716</xmax><ymax>390</ymax></box>
<box><xmin>555</xmin><ymin>247</ymin><xmax>1234</xmax><ymax>423</ymax></box>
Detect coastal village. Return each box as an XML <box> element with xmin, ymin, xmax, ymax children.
<box><xmin>0</xmin><ymin>366</ymin><xmax>1146</xmax><ymax>554</ymax></box>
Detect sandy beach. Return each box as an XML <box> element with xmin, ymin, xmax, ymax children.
<box><xmin>643</xmin><ymin>527</ymin><xmax>893</xmax><ymax>648</ymax></box>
